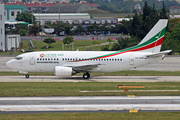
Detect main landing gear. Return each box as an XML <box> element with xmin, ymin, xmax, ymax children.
<box><xmin>25</xmin><ymin>74</ymin><xmax>29</xmax><ymax>78</ymax></box>
<box><xmin>83</xmin><ymin>72</ymin><xmax>90</xmax><ymax>79</ymax></box>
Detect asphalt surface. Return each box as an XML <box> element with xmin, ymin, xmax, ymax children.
<box><xmin>1</xmin><ymin>76</ymin><xmax>180</xmax><ymax>82</ymax></box>
<box><xmin>0</xmin><ymin>96</ymin><xmax>180</xmax><ymax>113</ymax></box>
<box><xmin>1</xmin><ymin>56</ymin><xmax>180</xmax><ymax>114</ymax></box>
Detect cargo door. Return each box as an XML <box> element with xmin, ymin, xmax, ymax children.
<box><xmin>129</xmin><ymin>54</ymin><xmax>134</xmax><ymax>65</ymax></box>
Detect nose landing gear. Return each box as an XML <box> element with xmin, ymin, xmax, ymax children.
<box><xmin>83</xmin><ymin>72</ymin><xmax>90</xmax><ymax>79</ymax></box>
<box><xmin>25</xmin><ymin>74</ymin><xmax>29</xmax><ymax>78</ymax></box>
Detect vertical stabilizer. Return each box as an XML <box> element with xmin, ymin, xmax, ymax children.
<box><xmin>138</xmin><ymin>19</ymin><xmax>168</xmax><ymax>53</ymax></box>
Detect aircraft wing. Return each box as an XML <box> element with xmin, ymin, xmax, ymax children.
<box><xmin>146</xmin><ymin>50</ymin><xmax>172</xmax><ymax>57</ymax></box>
<box><xmin>72</xmin><ymin>64</ymin><xmax>102</xmax><ymax>72</ymax></box>
<box><xmin>64</xmin><ymin>63</ymin><xmax>103</xmax><ymax>72</ymax></box>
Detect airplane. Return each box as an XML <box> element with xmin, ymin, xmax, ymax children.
<box><xmin>6</xmin><ymin>19</ymin><xmax>171</xmax><ymax>79</ymax></box>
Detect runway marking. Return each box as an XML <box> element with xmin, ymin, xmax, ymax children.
<box><xmin>1</xmin><ymin>96</ymin><xmax>180</xmax><ymax>100</ymax></box>
<box><xmin>0</xmin><ymin>104</ymin><xmax>180</xmax><ymax>111</ymax></box>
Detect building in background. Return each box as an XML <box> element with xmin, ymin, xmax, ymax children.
<box><xmin>48</xmin><ymin>4</ymin><xmax>93</xmax><ymax>13</ymax></box>
<box><xmin>4</xmin><ymin>5</ymin><xmax>25</xmax><ymax>20</ymax></box>
<box><xmin>4</xmin><ymin>1</ymin><xmax>100</xmax><ymax>13</ymax></box>
<box><xmin>77</xmin><ymin>1</ymin><xmax>100</xmax><ymax>9</ymax></box>
<box><xmin>8</xmin><ymin>0</ymin><xmax>22</xmax><ymax>2</ymax></box>
<box><xmin>0</xmin><ymin>3</ymin><xmax>5</xmax><ymax>51</ymax></box>
<box><xmin>169</xmin><ymin>6</ymin><xmax>180</xmax><ymax>14</ymax></box>
<box><xmin>0</xmin><ymin>4</ymin><xmax>22</xmax><ymax>52</ymax></box>
<box><xmin>34</xmin><ymin>13</ymin><xmax>91</xmax><ymax>25</ymax></box>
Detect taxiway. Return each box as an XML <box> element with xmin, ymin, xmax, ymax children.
<box><xmin>0</xmin><ymin>96</ymin><xmax>180</xmax><ymax>112</ymax></box>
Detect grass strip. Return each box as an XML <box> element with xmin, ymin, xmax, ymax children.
<box><xmin>0</xmin><ymin>40</ymin><xmax>108</xmax><ymax>55</ymax></box>
<box><xmin>0</xmin><ymin>82</ymin><xmax>180</xmax><ymax>97</ymax></box>
<box><xmin>1</xmin><ymin>70</ymin><xmax>180</xmax><ymax>76</ymax></box>
<box><xmin>0</xmin><ymin>112</ymin><xmax>180</xmax><ymax>120</ymax></box>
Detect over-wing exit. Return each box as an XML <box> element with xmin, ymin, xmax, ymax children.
<box><xmin>6</xmin><ymin>19</ymin><xmax>171</xmax><ymax>79</ymax></box>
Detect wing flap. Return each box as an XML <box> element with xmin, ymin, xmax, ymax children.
<box><xmin>72</xmin><ymin>64</ymin><xmax>101</xmax><ymax>72</ymax></box>
<box><xmin>64</xmin><ymin>62</ymin><xmax>103</xmax><ymax>72</ymax></box>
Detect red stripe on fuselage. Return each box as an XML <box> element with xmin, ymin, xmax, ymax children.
<box><xmin>97</xmin><ymin>36</ymin><xmax>164</xmax><ymax>59</ymax></box>
<box><xmin>70</xmin><ymin>36</ymin><xmax>164</xmax><ymax>62</ymax></box>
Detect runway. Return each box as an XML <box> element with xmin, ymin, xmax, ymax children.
<box><xmin>1</xmin><ymin>76</ymin><xmax>180</xmax><ymax>82</ymax></box>
<box><xmin>1</xmin><ymin>56</ymin><xmax>180</xmax><ymax>114</ymax></box>
<box><xmin>0</xmin><ymin>96</ymin><xmax>180</xmax><ymax>112</ymax></box>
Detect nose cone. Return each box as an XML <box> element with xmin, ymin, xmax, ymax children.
<box><xmin>6</xmin><ymin>60</ymin><xmax>13</xmax><ymax>68</ymax></box>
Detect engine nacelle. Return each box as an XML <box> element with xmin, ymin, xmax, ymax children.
<box><xmin>55</xmin><ymin>66</ymin><xmax>76</xmax><ymax>76</ymax></box>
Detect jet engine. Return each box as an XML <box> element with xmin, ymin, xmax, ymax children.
<box><xmin>54</xmin><ymin>66</ymin><xmax>76</xmax><ymax>76</ymax></box>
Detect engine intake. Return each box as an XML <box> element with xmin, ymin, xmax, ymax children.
<box><xmin>55</xmin><ymin>66</ymin><xmax>76</xmax><ymax>76</ymax></box>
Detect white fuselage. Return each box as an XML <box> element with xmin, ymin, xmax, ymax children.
<box><xmin>6</xmin><ymin>51</ymin><xmax>163</xmax><ymax>73</ymax></box>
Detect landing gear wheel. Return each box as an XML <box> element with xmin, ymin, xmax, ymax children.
<box><xmin>83</xmin><ymin>72</ymin><xmax>90</xmax><ymax>79</ymax></box>
<box><xmin>25</xmin><ymin>74</ymin><xmax>29</xmax><ymax>78</ymax></box>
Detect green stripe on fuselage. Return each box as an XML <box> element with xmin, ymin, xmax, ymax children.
<box><xmin>89</xmin><ymin>27</ymin><xmax>166</xmax><ymax>59</ymax></box>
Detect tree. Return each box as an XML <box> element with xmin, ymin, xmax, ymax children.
<box><xmin>75</xmin><ymin>25</ymin><xmax>86</xmax><ymax>35</ymax></box>
<box><xmin>9</xmin><ymin>24</ymin><xmax>28</xmax><ymax>35</ymax></box>
<box><xmin>19</xmin><ymin>29</ymin><xmax>26</xmax><ymax>36</ymax></box>
<box><xmin>162</xmin><ymin>22</ymin><xmax>180</xmax><ymax>54</ymax></box>
<box><xmin>43</xmin><ymin>37</ymin><xmax>56</xmax><ymax>47</ymax></box>
<box><xmin>101</xmin><ymin>45</ymin><xmax>110</xmax><ymax>51</ymax></box>
<box><xmin>29</xmin><ymin>24</ymin><xmax>40</xmax><ymax>36</ymax></box>
<box><xmin>16</xmin><ymin>12</ymin><xmax>36</xmax><ymax>24</ymax></box>
<box><xmin>107</xmin><ymin>38</ymin><xmax>112</xmax><ymax>44</ymax></box>
<box><xmin>160</xmin><ymin>1</ymin><xmax>168</xmax><ymax>19</ymax></box>
<box><xmin>130</xmin><ymin>13</ymin><xmax>144</xmax><ymax>39</ymax></box>
<box><xmin>45</xmin><ymin>22</ymin><xmax>73</xmax><ymax>36</ymax></box>
<box><xmin>63</xmin><ymin>36</ymin><xmax>73</xmax><ymax>44</ymax></box>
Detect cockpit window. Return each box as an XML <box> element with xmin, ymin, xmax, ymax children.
<box><xmin>15</xmin><ymin>57</ymin><xmax>23</xmax><ymax>60</ymax></box>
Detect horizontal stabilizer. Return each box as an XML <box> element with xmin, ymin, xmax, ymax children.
<box><xmin>146</xmin><ymin>50</ymin><xmax>172</xmax><ymax>57</ymax></box>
